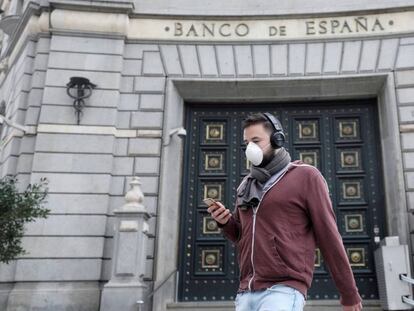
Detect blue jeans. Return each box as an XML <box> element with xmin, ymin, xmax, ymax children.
<box><xmin>235</xmin><ymin>285</ymin><xmax>305</xmax><ymax>311</ymax></box>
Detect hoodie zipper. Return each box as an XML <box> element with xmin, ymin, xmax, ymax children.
<box><xmin>248</xmin><ymin>206</ymin><xmax>257</xmax><ymax>291</ymax></box>
<box><xmin>246</xmin><ymin>166</ymin><xmax>290</xmax><ymax>291</ymax></box>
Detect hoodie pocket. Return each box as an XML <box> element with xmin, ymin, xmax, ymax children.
<box><xmin>236</xmin><ymin>237</ymin><xmax>251</xmax><ymax>282</ymax></box>
<box><xmin>255</xmin><ymin>236</ymin><xmax>290</xmax><ymax>279</ymax></box>
<box><xmin>272</xmin><ymin>235</ymin><xmax>307</xmax><ymax>274</ymax></box>
<box><xmin>271</xmin><ymin>237</ymin><xmax>292</xmax><ymax>272</ymax></box>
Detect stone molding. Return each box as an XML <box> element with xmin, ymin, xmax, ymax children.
<box><xmin>48</xmin><ymin>0</ymin><xmax>134</xmax><ymax>13</ymax></box>
<box><xmin>36</xmin><ymin>124</ymin><xmax>162</xmax><ymax>138</ymax></box>
<box><xmin>127</xmin><ymin>11</ymin><xmax>414</xmax><ymax>42</ymax></box>
<box><xmin>47</xmin><ymin>9</ymin><xmax>414</xmax><ymax>42</ymax></box>
<box><xmin>50</xmin><ymin>10</ymin><xmax>129</xmax><ymax>36</ymax></box>
<box><xmin>400</xmin><ymin>124</ymin><xmax>414</xmax><ymax>133</ymax></box>
<box><xmin>0</xmin><ymin>124</ymin><xmax>162</xmax><ymax>152</ymax></box>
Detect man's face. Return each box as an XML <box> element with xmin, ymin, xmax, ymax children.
<box><xmin>243</xmin><ymin>123</ymin><xmax>271</xmax><ymax>150</ymax></box>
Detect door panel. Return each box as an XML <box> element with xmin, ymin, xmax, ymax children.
<box><xmin>178</xmin><ymin>100</ymin><xmax>384</xmax><ymax>302</ymax></box>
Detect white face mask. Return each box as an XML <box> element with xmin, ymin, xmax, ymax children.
<box><xmin>245</xmin><ymin>142</ymin><xmax>270</xmax><ymax>166</ymax></box>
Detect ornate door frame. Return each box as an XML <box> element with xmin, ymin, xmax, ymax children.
<box><xmin>152</xmin><ymin>73</ymin><xmax>409</xmax><ymax>310</ymax></box>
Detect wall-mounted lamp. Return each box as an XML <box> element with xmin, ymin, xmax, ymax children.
<box><xmin>163</xmin><ymin>127</ymin><xmax>187</xmax><ymax>146</ymax></box>
<box><xmin>66</xmin><ymin>77</ymin><xmax>97</xmax><ymax>125</ymax></box>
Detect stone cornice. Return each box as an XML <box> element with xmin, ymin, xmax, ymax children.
<box><xmin>50</xmin><ymin>9</ymin><xmax>129</xmax><ymax>35</ymax></box>
<box><xmin>48</xmin><ymin>0</ymin><xmax>134</xmax><ymax>14</ymax></box>
<box><xmin>43</xmin><ymin>8</ymin><xmax>414</xmax><ymax>42</ymax></box>
<box><xmin>128</xmin><ymin>10</ymin><xmax>414</xmax><ymax>41</ymax></box>
<box><xmin>5</xmin><ymin>5</ymin><xmax>414</xmax><ymax>46</ymax></box>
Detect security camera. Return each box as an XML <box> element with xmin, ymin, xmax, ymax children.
<box><xmin>176</xmin><ymin>127</ymin><xmax>187</xmax><ymax>138</ymax></box>
<box><xmin>0</xmin><ymin>114</ymin><xmax>27</xmax><ymax>133</ymax></box>
<box><xmin>164</xmin><ymin>127</ymin><xmax>187</xmax><ymax>145</ymax></box>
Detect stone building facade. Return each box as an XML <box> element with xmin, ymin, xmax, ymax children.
<box><xmin>0</xmin><ymin>0</ymin><xmax>414</xmax><ymax>310</ymax></box>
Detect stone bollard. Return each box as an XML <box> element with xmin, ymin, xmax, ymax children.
<box><xmin>100</xmin><ymin>177</ymin><xmax>150</xmax><ymax>311</ymax></box>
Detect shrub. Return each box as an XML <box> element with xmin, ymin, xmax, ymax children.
<box><xmin>0</xmin><ymin>176</ymin><xmax>49</xmax><ymax>264</ymax></box>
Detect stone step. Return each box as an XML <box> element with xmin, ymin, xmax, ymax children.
<box><xmin>167</xmin><ymin>300</ymin><xmax>382</xmax><ymax>311</ymax></box>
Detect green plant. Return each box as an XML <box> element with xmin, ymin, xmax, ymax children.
<box><xmin>0</xmin><ymin>176</ymin><xmax>49</xmax><ymax>264</ymax></box>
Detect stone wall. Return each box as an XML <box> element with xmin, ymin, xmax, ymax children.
<box><xmin>0</xmin><ymin>2</ymin><xmax>413</xmax><ymax>310</ymax></box>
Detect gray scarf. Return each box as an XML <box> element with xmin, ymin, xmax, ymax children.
<box><xmin>237</xmin><ymin>147</ymin><xmax>291</xmax><ymax>209</ymax></box>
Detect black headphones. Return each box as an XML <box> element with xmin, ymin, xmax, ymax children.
<box><xmin>262</xmin><ymin>112</ymin><xmax>285</xmax><ymax>149</ymax></box>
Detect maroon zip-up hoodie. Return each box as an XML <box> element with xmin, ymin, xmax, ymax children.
<box><xmin>220</xmin><ymin>161</ymin><xmax>362</xmax><ymax>306</ymax></box>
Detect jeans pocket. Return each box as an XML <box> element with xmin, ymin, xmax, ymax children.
<box><xmin>262</xmin><ymin>285</ymin><xmax>296</xmax><ymax>310</ymax></box>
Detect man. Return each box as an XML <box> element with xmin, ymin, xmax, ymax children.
<box><xmin>207</xmin><ymin>113</ymin><xmax>362</xmax><ymax>311</ymax></box>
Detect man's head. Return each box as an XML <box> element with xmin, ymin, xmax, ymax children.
<box><xmin>242</xmin><ymin>113</ymin><xmax>273</xmax><ymax>149</ymax></box>
<box><xmin>242</xmin><ymin>113</ymin><xmax>284</xmax><ymax>167</ymax></box>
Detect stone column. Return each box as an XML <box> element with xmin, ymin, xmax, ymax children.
<box><xmin>100</xmin><ymin>177</ymin><xmax>150</xmax><ymax>311</ymax></box>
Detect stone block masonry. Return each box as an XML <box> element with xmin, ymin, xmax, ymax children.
<box><xmin>0</xmin><ymin>2</ymin><xmax>414</xmax><ymax>310</ymax></box>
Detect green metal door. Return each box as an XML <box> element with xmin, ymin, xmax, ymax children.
<box><xmin>178</xmin><ymin>100</ymin><xmax>384</xmax><ymax>302</ymax></box>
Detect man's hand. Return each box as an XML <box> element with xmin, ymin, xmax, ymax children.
<box><xmin>343</xmin><ymin>302</ymin><xmax>362</xmax><ymax>311</ymax></box>
<box><xmin>207</xmin><ymin>201</ymin><xmax>232</xmax><ymax>225</ymax></box>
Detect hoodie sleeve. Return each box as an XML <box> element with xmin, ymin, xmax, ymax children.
<box><xmin>217</xmin><ymin>205</ymin><xmax>242</xmax><ymax>244</ymax></box>
<box><xmin>306</xmin><ymin>169</ymin><xmax>362</xmax><ymax>306</ymax></box>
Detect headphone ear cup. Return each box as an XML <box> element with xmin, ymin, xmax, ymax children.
<box><xmin>270</xmin><ymin>132</ymin><xmax>283</xmax><ymax>148</ymax></box>
<box><xmin>274</xmin><ymin>132</ymin><xmax>285</xmax><ymax>148</ymax></box>
<box><xmin>263</xmin><ymin>112</ymin><xmax>285</xmax><ymax>148</ymax></box>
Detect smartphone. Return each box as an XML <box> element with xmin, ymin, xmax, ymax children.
<box><xmin>203</xmin><ymin>198</ymin><xmax>216</xmax><ymax>207</ymax></box>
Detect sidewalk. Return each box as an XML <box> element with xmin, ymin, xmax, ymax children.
<box><xmin>166</xmin><ymin>300</ymin><xmax>382</xmax><ymax>311</ymax></box>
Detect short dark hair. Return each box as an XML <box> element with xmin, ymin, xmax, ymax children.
<box><xmin>242</xmin><ymin>113</ymin><xmax>273</xmax><ymax>134</ymax></box>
